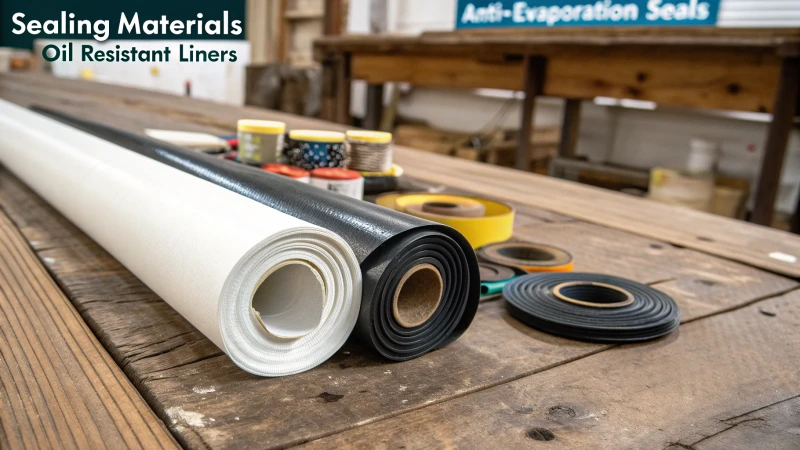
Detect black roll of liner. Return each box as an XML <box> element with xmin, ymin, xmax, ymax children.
<box><xmin>503</xmin><ymin>273</ymin><xmax>680</xmax><ymax>343</ymax></box>
<box><xmin>33</xmin><ymin>106</ymin><xmax>480</xmax><ymax>361</ymax></box>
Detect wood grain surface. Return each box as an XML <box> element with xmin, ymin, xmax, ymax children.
<box><xmin>0</xmin><ymin>210</ymin><xmax>178</xmax><ymax>450</ymax></box>
<box><xmin>319</xmin><ymin>27</ymin><xmax>800</xmax><ymax>51</ymax></box>
<box><xmin>348</xmin><ymin>48</ymin><xmax>780</xmax><ymax>113</ymax></box>
<box><xmin>303</xmin><ymin>290</ymin><xmax>800</xmax><ymax>449</ymax></box>
<box><xmin>2</xmin><ymin>72</ymin><xmax>798</xmax><ymax>278</ymax></box>
<box><xmin>2</xmin><ymin>73</ymin><xmax>800</xmax><ymax>448</ymax></box>
<box><xmin>1</xmin><ymin>166</ymin><xmax>796</xmax><ymax>449</ymax></box>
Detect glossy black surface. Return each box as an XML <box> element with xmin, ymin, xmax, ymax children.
<box><xmin>34</xmin><ymin>106</ymin><xmax>479</xmax><ymax>360</ymax></box>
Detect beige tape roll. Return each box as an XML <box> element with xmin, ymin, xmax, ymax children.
<box><xmin>478</xmin><ymin>242</ymin><xmax>574</xmax><ymax>273</ymax></box>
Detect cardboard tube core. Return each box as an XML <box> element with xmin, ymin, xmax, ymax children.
<box><xmin>251</xmin><ymin>260</ymin><xmax>325</xmax><ymax>338</ymax></box>
<box><xmin>553</xmin><ymin>281</ymin><xmax>634</xmax><ymax>309</ymax></box>
<box><xmin>393</xmin><ymin>263</ymin><xmax>443</xmax><ymax>328</ymax></box>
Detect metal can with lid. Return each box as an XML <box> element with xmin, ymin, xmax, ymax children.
<box><xmin>237</xmin><ymin>119</ymin><xmax>286</xmax><ymax>165</ymax></box>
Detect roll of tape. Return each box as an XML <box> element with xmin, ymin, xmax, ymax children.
<box><xmin>478</xmin><ymin>242</ymin><xmax>574</xmax><ymax>273</ymax></box>
<box><xmin>376</xmin><ymin>193</ymin><xmax>514</xmax><ymax>249</ymax></box>
<box><xmin>479</xmin><ymin>263</ymin><xmax>518</xmax><ymax>300</ymax></box>
<box><xmin>360</xmin><ymin>163</ymin><xmax>402</xmax><ymax>195</ymax></box>
<box><xmin>35</xmin><ymin>107</ymin><xmax>480</xmax><ymax>362</ymax></box>
<box><xmin>503</xmin><ymin>273</ymin><xmax>680</xmax><ymax>343</ymax></box>
<box><xmin>362</xmin><ymin>175</ymin><xmax>399</xmax><ymax>196</ymax></box>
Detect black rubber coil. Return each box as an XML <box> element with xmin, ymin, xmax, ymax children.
<box><xmin>503</xmin><ymin>272</ymin><xmax>679</xmax><ymax>343</ymax></box>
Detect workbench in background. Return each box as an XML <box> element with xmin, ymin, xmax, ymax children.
<box><xmin>1</xmin><ymin>73</ymin><xmax>800</xmax><ymax>449</ymax></box>
<box><xmin>314</xmin><ymin>27</ymin><xmax>800</xmax><ymax>229</ymax></box>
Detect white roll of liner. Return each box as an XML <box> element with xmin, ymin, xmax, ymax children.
<box><xmin>0</xmin><ymin>100</ymin><xmax>362</xmax><ymax>376</ymax></box>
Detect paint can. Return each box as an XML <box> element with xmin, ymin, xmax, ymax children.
<box><xmin>261</xmin><ymin>163</ymin><xmax>310</xmax><ymax>183</ymax></box>
<box><xmin>310</xmin><ymin>168</ymin><xmax>364</xmax><ymax>200</ymax></box>
<box><xmin>237</xmin><ymin>119</ymin><xmax>286</xmax><ymax>165</ymax></box>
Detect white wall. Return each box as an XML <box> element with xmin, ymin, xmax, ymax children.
<box><xmin>41</xmin><ymin>39</ymin><xmax>250</xmax><ymax>105</ymax></box>
<box><xmin>608</xmin><ymin>107</ymin><xmax>800</xmax><ymax>212</ymax></box>
<box><xmin>718</xmin><ymin>0</ymin><xmax>800</xmax><ymax>27</ymax></box>
<box><xmin>392</xmin><ymin>0</ymin><xmax>456</xmax><ymax>32</ymax></box>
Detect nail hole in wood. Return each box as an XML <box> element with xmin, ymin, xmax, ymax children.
<box><xmin>525</xmin><ymin>427</ymin><xmax>555</xmax><ymax>441</ymax></box>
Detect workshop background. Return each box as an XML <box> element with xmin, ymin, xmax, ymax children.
<box><xmin>4</xmin><ymin>2</ymin><xmax>800</xmax><ymax>449</ymax></box>
<box><xmin>3</xmin><ymin>0</ymin><xmax>800</xmax><ymax>228</ymax></box>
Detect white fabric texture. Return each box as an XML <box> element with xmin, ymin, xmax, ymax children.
<box><xmin>0</xmin><ymin>100</ymin><xmax>362</xmax><ymax>376</ymax></box>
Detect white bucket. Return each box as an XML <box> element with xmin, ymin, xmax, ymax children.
<box><xmin>686</xmin><ymin>138</ymin><xmax>720</xmax><ymax>174</ymax></box>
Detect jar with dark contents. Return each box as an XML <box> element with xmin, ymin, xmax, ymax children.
<box><xmin>283</xmin><ymin>130</ymin><xmax>346</xmax><ymax>170</ymax></box>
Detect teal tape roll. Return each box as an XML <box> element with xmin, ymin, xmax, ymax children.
<box><xmin>479</xmin><ymin>263</ymin><xmax>518</xmax><ymax>300</ymax></box>
<box><xmin>481</xmin><ymin>279</ymin><xmax>512</xmax><ymax>297</ymax></box>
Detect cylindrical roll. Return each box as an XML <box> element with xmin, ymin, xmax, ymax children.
<box><xmin>32</xmin><ymin>107</ymin><xmax>480</xmax><ymax>361</ymax></box>
<box><xmin>345</xmin><ymin>130</ymin><xmax>393</xmax><ymax>172</ymax></box>
<box><xmin>309</xmin><ymin>168</ymin><xmax>365</xmax><ymax>200</ymax></box>
<box><xmin>479</xmin><ymin>263</ymin><xmax>519</xmax><ymax>300</ymax></box>
<box><xmin>376</xmin><ymin>193</ymin><xmax>514</xmax><ymax>249</ymax></box>
<box><xmin>0</xmin><ymin>100</ymin><xmax>362</xmax><ymax>376</ymax></box>
<box><xmin>478</xmin><ymin>242</ymin><xmax>574</xmax><ymax>273</ymax></box>
<box><xmin>503</xmin><ymin>273</ymin><xmax>680</xmax><ymax>343</ymax></box>
<box><xmin>361</xmin><ymin>164</ymin><xmax>403</xmax><ymax>196</ymax></box>
<box><xmin>262</xmin><ymin>163</ymin><xmax>310</xmax><ymax>183</ymax></box>
<box><xmin>284</xmin><ymin>130</ymin><xmax>347</xmax><ymax>170</ymax></box>
<box><xmin>237</xmin><ymin>119</ymin><xmax>285</xmax><ymax>165</ymax></box>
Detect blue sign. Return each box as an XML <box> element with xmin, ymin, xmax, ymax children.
<box><xmin>455</xmin><ymin>0</ymin><xmax>720</xmax><ymax>29</ymax></box>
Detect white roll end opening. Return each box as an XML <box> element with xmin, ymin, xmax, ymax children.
<box><xmin>251</xmin><ymin>261</ymin><xmax>325</xmax><ymax>339</ymax></box>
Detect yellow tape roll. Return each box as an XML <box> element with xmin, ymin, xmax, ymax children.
<box><xmin>376</xmin><ymin>193</ymin><xmax>514</xmax><ymax>249</ymax></box>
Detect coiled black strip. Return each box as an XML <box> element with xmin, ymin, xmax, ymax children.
<box><xmin>503</xmin><ymin>273</ymin><xmax>679</xmax><ymax>343</ymax></box>
<box><xmin>34</xmin><ymin>106</ymin><xmax>479</xmax><ymax>361</ymax></box>
<box><xmin>362</xmin><ymin>175</ymin><xmax>398</xmax><ymax>195</ymax></box>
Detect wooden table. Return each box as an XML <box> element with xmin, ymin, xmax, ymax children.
<box><xmin>314</xmin><ymin>28</ymin><xmax>800</xmax><ymax>228</ymax></box>
<box><xmin>2</xmin><ymin>72</ymin><xmax>800</xmax><ymax>449</ymax></box>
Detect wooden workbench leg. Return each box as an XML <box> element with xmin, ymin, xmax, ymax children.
<box><xmin>559</xmin><ymin>99</ymin><xmax>582</xmax><ymax>158</ymax></box>
<box><xmin>517</xmin><ymin>56</ymin><xmax>546</xmax><ymax>171</ymax></box>
<box><xmin>335</xmin><ymin>52</ymin><xmax>352</xmax><ymax>125</ymax></box>
<box><xmin>791</xmin><ymin>189</ymin><xmax>800</xmax><ymax>233</ymax></box>
<box><xmin>363</xmin><ymin>83</ymin><xmax>384</xmax><ymax>130</ymax></box>
<box><xmin>321</xmin><ymin>55</ymin><xmax>337</xmax><ymax>122</ymax></box>
<box><xmin>752</xmin><ymin>57</ymin><xmax>800</xmax><ymax>227</ymax></box>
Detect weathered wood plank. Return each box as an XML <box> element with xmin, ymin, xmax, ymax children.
<box><xmin>0</xmin><ymin>210</ymin><xmax>178</xmax><ymax>450</ymax></box>
<box><xmin>1</xmin><ymin>166</ymin><xmax>795</xmax><ymax>449</ymax></box>
<box><xmin>320</xmin><ymin>27</ymin><xmax>800</xmax><ymax>51</ymax></box>
<box><xmin>514</xmin><ymin>221</ymin><xmax>798</xmax><ymax>320</ymax></box>
<box><xmin>691</xmin><ymin>396</ymin><xmax>800</xmax><ymax>450</ymax></box>
<box><xmin>349</xmin><ymin>48</ymin><xmax>780</xmax><ymax>113</ymax></box>
<box><xmin>302</xmin><ymin>289</ymin><xmax>800</xmax><ymax>449</ymax></box>
<box><xmin>545</xmin><ymin>47</ymin><xmax>779</xmax><ymax>113</ymax></box>
<box><xmin>390</xmin><ymin>148</ymin><xmax>800</xmax><ymax>278</ymax></box>
<box><xmin>2</xmin><ymin>72</ymin><xmax>796</xmax><ymax>278</ymax></box>
<box><xmin>351</xmin><ymin>54</ymin><xmax>524</xmax><ymax>90</ymax></box>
